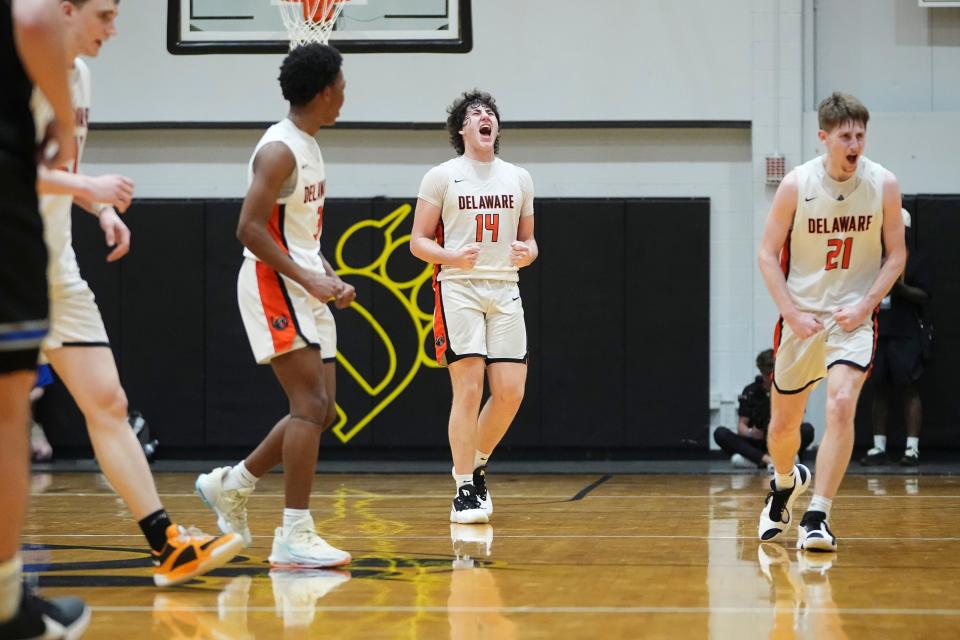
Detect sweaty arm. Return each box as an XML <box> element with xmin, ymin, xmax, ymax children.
<box><xmin>833</xmin><ymin>172</ymin><xmax>906</xmax><ymax>331</ymax></box>
<box><xmin>36</xmin><ymin>167</ymin><xmax>135</xmax><ymax>213</ymax></box>
<box><xmin>758</xmin><ymin>171</ymin><xmax>823</xmax><ymax>339</ymax></box>
<box><xmin>13</xmin><ymin>0</ymin><xmax>74</xmax><ymax>166</ymax></box>
<box><xmin>238</xmin><ymin>142</ymin><xmax>342</xmax><ymax>302</ymax></box>
<box><xmin>512</xmin><ymin>213</ymin><xmax>538</xmax><ymax>267</ymax></box>
<box><xmin>410</xmin><ymin>198</ymin><xmax>479</xmax><ymax>269</ymax></box>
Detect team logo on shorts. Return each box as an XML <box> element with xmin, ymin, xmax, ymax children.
<box><xmin>435</xmin><ymin>336</ymin><xmax>445</xmax><ymax>347</ymax></box>
<box><xmin>272</xmin><ymin>315</ymin><xmax>289</xmax><ymax>331</ymax></box>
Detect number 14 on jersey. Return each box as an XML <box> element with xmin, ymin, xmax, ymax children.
<box><xmin>475</xmin><ymin>213</ymin><xmax>499</xmax><ymax>242</ymax></box>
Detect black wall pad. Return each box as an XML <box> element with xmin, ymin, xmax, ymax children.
<box><xmin>624</xmin><ymin>199</ymin><xmax>710</xmax><ymax>447</ymax></box>
<box><xmin>118</xmin><ymin>201</ymin><xmax>206</xmax><ymax>447</ymax></box>
<box><xmin>538</xmin><ymin>199</ymin><xmax>627</xmax><ymax>447</ymax></box>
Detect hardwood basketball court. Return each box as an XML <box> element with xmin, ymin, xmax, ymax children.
<box><xmin>21</xmin><ymin>472</ymin><xmax>960</xmax><ymax>639</ymax></box>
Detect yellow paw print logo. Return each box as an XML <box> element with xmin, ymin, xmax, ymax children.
<box><xmin>329</xmin><ymin>203</ymin><xmax>440</xmax><ymax>443</ymax></box>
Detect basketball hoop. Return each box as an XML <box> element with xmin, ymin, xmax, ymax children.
<box><xmin>275</xmin><ymin>0</ymin><xmax>346</xmax><ymax>49</ymax></box>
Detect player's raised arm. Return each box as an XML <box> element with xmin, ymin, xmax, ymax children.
<box><xmin>238</xmin><ymin>141</ymin><xmax>343</xmax><ymax>302</ymax></box>
<box><xmin>758</xmin><ymin>170</ymin><xmax>823</xmax><ymax>339</ymax></box>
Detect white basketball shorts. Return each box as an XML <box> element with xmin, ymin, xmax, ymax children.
<box><xmin>773</xmin><ymin>310</ymin><xmax>877</xmax><ymax>394</ymax></box>
<box><xmin>432</xmin><ymin>278</ymin><xmax>527</xmax><ymax>367</ymax></box>
<box><xmin>41</xmin><ymin>278</ymin><xmax>109</xmax><ymax>357</ymax></box>
<box><xmin>237</xmin><ymin>257</ymin><xmax>336</xmax><ymax>365</ymax></box>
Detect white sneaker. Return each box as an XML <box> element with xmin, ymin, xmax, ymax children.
<box><xmin>195</xmin><ymin>466</ymin><xmax>253</xmax><ymax>547</ymax></box>
<box><xmin>473</xmin><ymin>466</ymin><xmax>493</xmax><ymax>516</ymax></box>
<box><xmin>730</xmin><ymin>453</ymin><xmax>757</xmax><ymax>469</ymax></box>
<box><xmin>796</xmin><ymin>510</ymin><xmax>837</xmax><ymax>552</ymax></box>
<box><xmin>757</xmin><ymin>464</ymin><xmax>811</xmax><ymax>542</ymax></box>
<box><xmin>268</xmin><ymin>525</ymin><xmax>351</xmax><ymax>569</ymax></box>
<box><xmin>449</xmin><ymin>484</ymin><xmax>489</xmax><ymax>524</ymax></box>
<box><xmin>270</xmin><ymin>568</ymin><xmax>351</xmax><ymax>628</ymax></box>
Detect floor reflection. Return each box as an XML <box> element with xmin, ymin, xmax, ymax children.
<box><xmin>152</xmin><ymin>575</ymin><xmax>255</xmax><ymax>639</ymax></box>
<box><xmin>448</xmin><ymin>524</ymin><xmax>515</xmax><ymax>640</ymax></box>
<box><xmin>757</xmin><ymin>543</ymin><xmax>846</xmax><ymax>640</ymax></box>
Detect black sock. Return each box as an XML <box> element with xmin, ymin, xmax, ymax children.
<box><xmin>138</xmin><ymin>509</ymin><xmax>173</xmax><ymax>553</ymax></box>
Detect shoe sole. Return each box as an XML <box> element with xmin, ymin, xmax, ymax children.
<box><xmin>450</xmin><ymin>508</ymin><xmax>489</xmax><ymax>524</ymax></box>
<box><xmin>153</xmin><ymin>534</ymin><xmax>245</xmax><ymax>587</ymax></box>
<box><xmin>758</xmin><ymin>464</ymin><xmax>811</xmax><ymax>542</ymax></box>
<box><xmin>268</xmin><ymin>555</ymin><xmax>352</xmax><ymax>569</ymax></box>
<box><xmin>798</xmin><ymin>535</ymin><xmax>837</xmax><ymax>552</ymax></box>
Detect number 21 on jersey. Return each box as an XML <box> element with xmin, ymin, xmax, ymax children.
<box><xmin>825</xmin><ymin>237</ymin><xmax>852</xmax><ymax>270</ymax></box>
<box><xmin>475</xmin><ymin>213</ymin><xmax>499</xmax><ymax>242</ymax></box>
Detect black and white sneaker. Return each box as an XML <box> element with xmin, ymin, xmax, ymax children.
<box><xmin>0</xmin><ymin>586</ymin><xmax>91</xmax><ymax>639</ymax></box>
<box><xmin>473</xmin><ymin>465</ymin><xmax>493</xmax><ymax>517</ymax></box>
<box><xmin>797</xmin><ymin>510</ymin><xmax>837</xmax><ymax>552</ymax></box>
<box><xmin>450</xmin><ymin>483</ymin><xmax>489</xmax><ymax>524</ymax></box>
<box><xmin>900</xmin><ymin>449</ymin><xmax>920</xmax><ymax>467</ymax></box>
<box><xmin>757</xmin><ymin>464</ymin><xmax>811</xmax><ymax>542</ymax></box>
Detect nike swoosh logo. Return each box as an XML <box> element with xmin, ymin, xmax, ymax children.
<box><xmin>804</xmin><ymin>196</ymin><xmax>816</xmax><ymax>202</ymax></box>
<box><xmin>511</xmin><ymin>296</ymin><xmax>520</xmax><ymax>301</ymax></box>
<box><xmin>301</xmin><ymin>164</ymin><xmax>309</xmax><ymax>169</ymax></box>
<box><xmin>454</xmin><ymin>179</ymin><xmax>464</xmax><ymax>183</ymax></box>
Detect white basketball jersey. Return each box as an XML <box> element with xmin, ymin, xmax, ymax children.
<box><xmin>244</xmin><ymin>118</ymin><xmax>327</xmax><ymax>274</ymax></box>
<box><xmin>418</xmin><ymin>156</ymin><xmax>534</xmax><ymax>282</ymax></box>
<box><xmin>31</xmin><ymin>58</ymin><xmax>91</xmax><ymax>286</ymax></box>
<box><xmin>784</xmin><ymin>155</ymin><xmax>886</xmax><ymax>313</ymax></box>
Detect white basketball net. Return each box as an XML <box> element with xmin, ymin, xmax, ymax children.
<box><xmin>276</xmin><ymin>0</ymin><xmax>346</xmax><ymax>49</ymax></box>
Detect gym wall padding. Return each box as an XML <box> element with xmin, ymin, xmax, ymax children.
<box><xmin>854</xmin><ymin>195</ymin><xmax>960</xmax><ymax>450</ymax></box>
<box><xmin>37</xmin><ymin>197</ymin><xmax>710</xmax><ymax>456</ymax></box>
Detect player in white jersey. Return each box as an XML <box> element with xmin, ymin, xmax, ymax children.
<box><xmin>195</xmin><ymin>43</ymin><xmax>354</xmax><ymax>569</ymax></box>
<box><xmin>410</xmin><ymin>91</ymin><xmax>538</xmax><ymax>524</ymax></box>
<box><xmin>30</xmin><ymin>0</ymin><xmax>242</xmax><ymax>587</ymax></box>
<box><xmin>756</xmin><ymin>92</ymin><xmax>906</xmax><ymax>552</ymax></box>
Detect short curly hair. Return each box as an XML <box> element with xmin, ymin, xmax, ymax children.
<box><xmin>446</xmin><ymin>90</ymin><xmax>501</xmax><ymax>156</ymax></box>
<box><xmin>279</xmin><ymin>44</ymin><xmax>343</xmax><ymax>107</ymax></box>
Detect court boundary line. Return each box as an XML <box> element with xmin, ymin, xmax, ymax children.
<box><xmin>89</xmin><ymin>604</ymin><xmax>960</xmax><ymax>616</ymax></box>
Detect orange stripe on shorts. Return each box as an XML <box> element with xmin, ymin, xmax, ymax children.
<box><xmin>255</xmin><ymin>261</ymin><xmax>296</xmax><ymax>353</ymax></box>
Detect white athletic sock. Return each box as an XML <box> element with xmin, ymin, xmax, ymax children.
<box><xmin>0</xmin><ymin>556</ymin><xmax>22</xmax><ymax>622</ymax></box>
<box><xmin>906</xmin><ymin>437</ymin><xmax>919</xmax><ymax>453</ymax></box>
<box><xmin>282</xmin><ymin>508</ymin><xmax>312</xmax><ymax>535</ymax></box>
<box><xmin>873</xmin><ymin>435</ymin><xmax>887</xmax><ymax>452</ymax></box>
<box><xmin>808</xmin><ymin>494</ymin><xmax>833</xmax><ymax>518</ymax></box>
<box><xmin>224</xmin><ymin>460</ymin><xmax>258</xmax><ymax>492</ymax></box>
<box><xmin>474</xmin><ymin>450</ymin><xmax>491</xmax><ymax>470</ymax></box>
<box><xmin>774</xmin><ymin>471</ymin><xmax>795</xmax><ymax>490</ymax></box>
<box><xmin>453</xmin><ymin>473</ymin><xmax>473</xmax><ymax>490</ymax></box>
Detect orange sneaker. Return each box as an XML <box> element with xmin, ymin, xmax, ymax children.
<box><xmin>152</xmin><ymin>524</ymin><xmax>244</xmax><ymax>587</ymax></box>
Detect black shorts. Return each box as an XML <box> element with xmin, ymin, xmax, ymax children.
<box><xmin>0</xmin><ymin>160</ymin><xmax>48</xmax><ymax>374</ymax></box>
<box><xmin>873</xmin><ymin>334</ymin><xmax>923</xmax><ymax>387</ymax></box>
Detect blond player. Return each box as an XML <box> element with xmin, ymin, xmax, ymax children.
<box><xmin>410</xmin><ymin>90</ymin><xmax>538</xmax><ymax>524</ymax></box>
<box><xmin>756</xmin><ymin>92</ymin><xmax>906</xmax><ymax>551</ymax></box>
<box><xmin>31</xmin><ymin>0</ymin><xmax>242</xmax><ymax>586</ymax></box>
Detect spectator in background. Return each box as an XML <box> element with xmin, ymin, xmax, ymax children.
<box><xmin>715</xmin><ymin>350</ymin><xmax>815</xmax><ymax>470</ymax></box>
<box><xmin>861</xmin><ymin>209</ymin><xmax>931</xmax><ymax>467</ymax></box>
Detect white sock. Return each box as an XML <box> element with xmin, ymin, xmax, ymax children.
<box><xmin>873</xmin><ymin>435</ymin><xmax>887</xmax><ymax>452</ymax></box>
<box><xmin>453</xmin><ymin>473</ymin><xmax>473</xmax><ymax>489</ymax></box>
<box><xmin>774</xmin><ymin>471</ymin><xmax>795</xmax><ymax>490</ymax></box>
<box><xmin>474</xmin><ymin>450</ymin><xmax>491</xmax><ymax>470</ymax></box>
<box><xmin>808</xmin><ymin>494</ymin><xmax>833</xmax><ymax>518</ymax></box>
<box><xmin>224</xmin><ymin>460</ymin><xmax>258</xmax><ymax>492</ymax></box>
<box><xmin>0</xmin><ymin>556</ymin><xmax>22</xmax><ymax>622</ymax></box>
<box><xmin>282</xmin><ymin>508</ymin><xmax>312</xmax><ymax>535</ymax></box>
<box><xmin>906</xmin><ymin>437</ymin><xmax>919</xmax><ymax>453</ymax></box>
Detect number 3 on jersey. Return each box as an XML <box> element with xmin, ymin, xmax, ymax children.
<box><xmin>475</xmin><ymin>213</ymin><xmax>499</xmax><ymax>242</ymax></box>
<box><xmin>825</xmin><ymin>237</ymin><xmax>853</xmax><ymax>270</ymax></box>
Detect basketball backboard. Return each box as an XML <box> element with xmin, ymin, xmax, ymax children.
<box><xmin>168</xmin><ymin>0</ymin><xmax>472</xmax><ymax>54</ymax></box>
